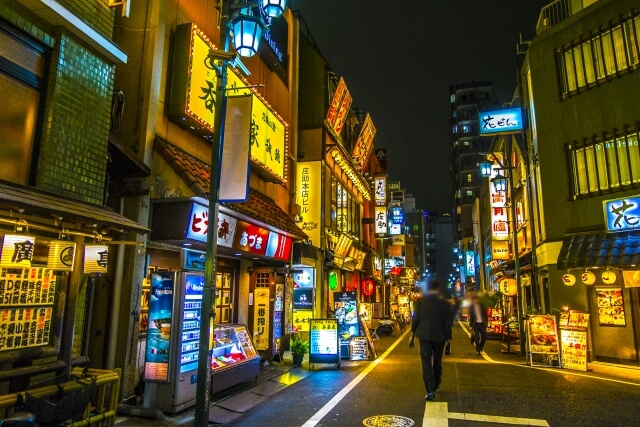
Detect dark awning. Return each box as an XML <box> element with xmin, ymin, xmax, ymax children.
<box><xmin>557</xmin><ymin>231</ymin><xmax>640</xmax><ymax>269</ymax></box>
<box><xmin>0</xmin><ymin>181</ymin><xmax>148</xmax><ymax>233</ymax></box>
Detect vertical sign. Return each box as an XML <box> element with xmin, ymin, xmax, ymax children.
<box><xmin>253</xmin><ymin>288</ymin><xmax>270</xmax><ymax>350</ymax></box>
<box><xmin>374</xmin><ymin>175</ymin><xmax>387</xmax><ymax>206</ymax></box>
<box><xmin>352</xmin><ymin>114</ymin><xmax>377</xmax><ymax>170</ymax></box>
<box><xmin>466</xmin><ymin>251</ymin><xmax>475</xmax><ymax>275</ymax></box>
<box><xmin>325</xmin><ymin>77</ymin><xmax>353</xmax><ymax>135</ymax></box>
<box><xmin>490</xmin><ymin>163</ymin><xmax>509</xmax><ymax>241</ymax></box>
<box><xmin>145</xmin><ymin>272</ymin><xmax>175</xmax><ymax>382</ymax></box>
<box><xmin>374</xmin><ymin>207</ymin><xmax>388</xmax><ymax>237</ymax></box>
<box><xmin>334</xmin><ymin>291</ymin><xmax>359</xmax><ymax>358</ymax></box>
<box><xmin>297</xmin><ymin>161</ymin><xmax>322</xmax><ymax>246</ymax></box>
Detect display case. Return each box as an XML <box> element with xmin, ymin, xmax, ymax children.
<box><xmin>210</xmin><ymin>325</ymin><xmax>261</xmax><ymax>394</ymax></box>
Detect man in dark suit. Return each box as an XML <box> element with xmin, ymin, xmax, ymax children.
<box><xmin>409</xmin><ymin>279</ymin><xmax>452</xmax><ymax>401</ymax></box>
<box><xmin>469</xmin><ymin>295</ymin><xmax>488</xmax><ymax>355</ymax></box>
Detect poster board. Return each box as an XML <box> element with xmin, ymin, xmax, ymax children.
<box><xmin>560</xmin><ymin>329</ymin><xmax>588</xmax><ymax>371</ymax></box>
<box><xmin>349</xmin><ymin>337</ymin><xmax>368</xmax><ymax>361</ymax></box>
<box><xmin>309</xmin><ymin>319</ymin><xmax>340</xmax><ymax>366</ymax></box>
<box><xmin>596</xmin><ymin>288</ymin><xmax>625</xmax><ymax>326</ymax></box>
<box><xmin>334</xmin><ymin>291</ymin><xmax>359</xmax><ymax>359</ymax></box>
<box><xmin>487</xmin><ymin>308</ymin><xmax>503</xmax><ymax>335</ymax></box>
<box><xmin>359</xmin><ymin>315</ymin><xmax>378</xmax><ymax>360</ymax></box>
<box><xmin>145</xmin><ymin>272</ymin><xmax>175</xmax><ymax>382</ymax></box>
<box><xmin>568</xmin><ymin>311</ymin><xmax>590</xmax><ymax>328</ymax></box>
<box><xmin>527</xmin><ymin>315</ymin><xmax>560</xmax><ymax>368</ymax></box>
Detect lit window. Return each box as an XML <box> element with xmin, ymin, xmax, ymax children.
<box><xmin>466</xmin><ymin>174</ymin><xmax>472</xmax><ymax>183</ymax></box>
<box><xmin>450</xmin><ymin>94</ymin><xmax>456</xmax><ymax>103</ymax></box>
<box><xmin>466</xmin><ymin>190</ymin><xmax>473</xmax><ymax>197</ymax></box>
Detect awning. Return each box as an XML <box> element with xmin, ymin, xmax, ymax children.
<box><xmin>0</xmin><ymin>181</ymin><xmax>148</xmax><ymax>233</ymax></box>
<box><xmin>557</xmin><ymin>231</ymin><xmax>640</xmax><ymax>269</ymax></box>
<box><xmin>153</xmin><ymin>138</ymin><xmax>306</xmax><ymax>239</ymax></box>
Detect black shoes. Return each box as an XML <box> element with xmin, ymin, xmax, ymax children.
<box><xmin>426</xmin><ymin>392</ymin><xmax>436</xmax><ymax>401</ymax></box>
<box><xmin>476</xmin><ymin>351</ymin><xmax>481</xmax><ymax>355</ymax></box>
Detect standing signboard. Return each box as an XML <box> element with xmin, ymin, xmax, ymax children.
<box><xmin>559</xmin><ymin>310</ymin><xmax>590</xmax><ymax>371</ymax></box>
<box><xmin>349</xmin><ymin>337</ymin><xmax>368</xmax><ymax>361</ymax></box>
<box><xmin>309</xmin><ymin>319</ymin><xmax>340</xmax><ymax>368</ymax></box>
<box><xmin>145</xmin><ymin>272</ymin><xmax>175</xmax><ymax>382</ymax></box>
<box><xmin>334</xmin><ymin>291</ymin><xmax>359</xmax><ymax>359</ymax></box>
<box><xmin>527</xmin><ymin>315</ymin><xmax>561</xmax><ymax>368</ymax></box>
<box><xmin>359</xmin><ymin>315</ymin><xmax>378</xmax><ymax>360</ymax></box>
<box><xmin>252</xmin><ymin>288</ymin><xmax>270</xmax><ymax>350</ymax></box>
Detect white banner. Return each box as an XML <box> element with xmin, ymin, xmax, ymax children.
<box><xmin>219</xmin><ymin>95</ymin><xmax>252</xmax><ymax>202</ymax></box>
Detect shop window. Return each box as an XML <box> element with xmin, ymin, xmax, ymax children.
<box><xmin>330</xmin><ymin>175</ymin><xmax>361</xmax><ymax>236</ymax></box>
<box><xmin>0</xmin><ymin>23</ymin><xmax>47</xmax><ymax>185</ymax></box>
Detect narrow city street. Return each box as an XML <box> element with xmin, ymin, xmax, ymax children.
<box><xmin>224</xmin><ymin>324</ymin><xmax>640</xmax><ymax>427</ymax></box>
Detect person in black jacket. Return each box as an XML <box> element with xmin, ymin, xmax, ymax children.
<box><xmin>469</xmin><ymin>295</ymin><xmax>488</xmax><ymax>355</ymax></box>
<box><xmin>409</xmin><ymin>279</ymin><xmax>452</xmax><ymax>401</ymax></box>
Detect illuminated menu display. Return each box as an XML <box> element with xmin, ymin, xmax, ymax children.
<box><xmin>310</xmin><ymin>319</ymin><xmax>338</xmax><ymax>356</ymax></box>
<box><xmin>145</xmin><ymin>272</ymin><xmax>175</xmax><ymax>382</ymax></box>
<box><xmin>0</xmin><ymin>268</ymin><xmax>56</xmax><ymax>352</ymax></box>
<box><xmin>180</xmin><ymin>274</ymin><xmax>203</xmax><ymax>373</ymax></box>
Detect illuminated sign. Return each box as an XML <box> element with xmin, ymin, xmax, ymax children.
<box><xmin>390</xmin><ymin>235</ymin><xmax>405</xmax><ymax>246</ymax></box>
<box><xmin>233</xmin><ymin>221</ymin><xmax>270</xmax><ymax>256</ymax></box>
<box><xmin>466</xmin><ymin>251</ymin><xmax>475</xmax><ymax>275</ymax></box>
<box><xmin>387</xmin><ymin>181</ymin><xmax>401</xmax><ymax>191</ymax></box>
<box><xmin>479</xmin><ymin>108</ymin><xmax>523</xmax><ymax>135</ymax></box>
<box><xmin>293</xmin><ymin>289</ymin><xmax>313</xmax><ymax>310</ymax></box>
<box><xmin>603</xmin><ymin>195</ymin><xmax>640</xmax><ymax>233</ymax></box>
<box><xmin>253</xmin><ymin>288</ymin><xmax>270</xmax><ymax>350</ymax></box>
<box><xmin>0</xmin><ymin>234</ymin><xmax>35</xmax><ymax>268</ymax></box>
<box><xmin>373</xmin><ymin>256</ymin><xmax>382</xmax><ymax>280</ymax></box>
<box><xmin>374</xmin><ymin>175</ymin><xmax>387</xmax><ymax>207</ymax></box>
<box><xmin>375</xmin><ymin>206</ymin><xmax>388</xmax><ymax>237</ymax></box>
<box><xmin>185</xmin><ymin>26</ymin><xmax>217</xmax><ymax>132</ymax></box>
<box><xmin>293</xmin><ymin>309</ymin><xmax>312</xmax><ymax>332</ymax></box>
<box><xmin>293</xmin><ymin>267</ymin><xmax>314</xmax><ymax>288</ymax></box>
<box><xmin>187</xmin><ymin>203</ymin><xmax>237</xmax><ymax>247</ymax></box>
<box><xmin>84</xmin><ymin>245</ymin><xmax>108</xmax><ymax>274</ymax></box>
<box><xmin>297</xmin><ymin>161</ymin><xmax>322</xmax><ymax>246</ymax></box>
<box><xmin>265</xmin><ymin>232</ymin><xmax>292</xmax><ymax>261</ymax></box>
<box><xmin>47</xmin><ymin>240</ymin><xmax>75</xmax><ymax>271</ymax></box>
<box><xmin>391</xmin><ymin>206</ymin><xmax>404</xmax><ymax>225</ymax></box>
<box><xmin>490</xmin><ymin>163</ymin><xmax>509</xmax><ymax>241</ymax></box>
<box><xmin>310</xmin><ymin>319</ymin><xmax>338</xmax><ymax>356</ymax></box>
<box><xmin>352</xmin><ymin>114</ymin><xmax>377</xmax><ymax>170</ymax></box>
<box><xmin>326</xmin><ymin>77</ymin><xmax>352</xmax><ymax>135</ymax></box>
<box><xmin>492</xmin><ymin>241</ymin><xmax>510</xmax><ymax>260</ymax></box>
<box><xmin>145</xmin><ymin>272</ymin><xmax>175</xmax><ymax>382</ymax></box>
<box><xmin>388</xmin><ymin>224</ymin><xmax>402</xmax><ymax>235</ymax></box>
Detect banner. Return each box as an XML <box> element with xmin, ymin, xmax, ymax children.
<box><xmin>252</xmin><ymin>287</ymin><xmax>270</xmax><ymax>350</ymax></box>
<box><xmin>326</xmin><ymin>77</ymin><xmax>352</xmax><ymax>135</ymax></box>
<box><xmin>297</xmin><ymin>161</ymin><xmax>322</xmax><ymax>246</ymax></box>
<box><xmin>219</xmin><ymin>95</ymin><xmax>252</xmax><ymax>202</ymax></box>
<box><xmin>352</xmin><ymin>114</ymin><xmax>376</xmax><ymax>170</ymax></box>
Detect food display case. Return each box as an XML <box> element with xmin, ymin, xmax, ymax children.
<box><xmin>210</xmin><ymin>324</ymin><xmax>261</xmax><ymax>394</ymax></box>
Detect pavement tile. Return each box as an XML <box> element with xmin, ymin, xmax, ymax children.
<box><xmin>208</xmin><ymin>405</ymin><xmax>243</xmax><ymax>424</ymax></box>
<box><xmin>215</xmin><ymin>390</ymin><xmax>267</xmax><ymax>413</ymax></box>
<box><xmin>250</xmin><ymin>380</ymin><xmax>289</xmax><ymax>396</ymax></box>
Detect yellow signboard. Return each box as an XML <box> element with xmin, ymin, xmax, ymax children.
<box><xmin>352</xmin><ymin>114</ymin><xmax>377</xmax><ymax>170</ymax></box>
<box><xmin>492</xmin><ymin>240</ymin><xmax>510</xmax><ymax>260</ymax></box>
<box><xmin>311</xmin><ymin>319</ymin><xmax>338</xmax><ymax>330</ymax></box>
<box><xmin>187</xmin><ymin>28</ymin><xmax>218</xmax><ymax>131</ymax></box>
<box><xmin>297</xmin><ymin>161</ymin><xmax>322</xmax><ymax>246</ymax></box>
<box><xmin>293</xmin><ymin>309</ymin><xmax>313</xmax><ymax>333</ymax></box>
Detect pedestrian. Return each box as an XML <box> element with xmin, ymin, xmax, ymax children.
<box><xmin>469</xmin><ymin>295</ymin><xmax>488</xmax><ymax>355</ymax></box>
<box><xmin>409</xmin><ymin>279</ymin><xmax>452</xmax><ymax>401</ymax></box>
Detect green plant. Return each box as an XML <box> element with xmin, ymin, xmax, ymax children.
<box><xmin>290</xmin><ymin>336</ymin><xmax>309</xmax><ymax>356</ymax></box>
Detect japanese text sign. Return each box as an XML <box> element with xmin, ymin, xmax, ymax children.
<box><xmin>466</xmin><ymin>251</ymin><xmax>475</xmax><ymax>275</ymax></box>
<box><xmin>490</xmin><ymin>164</ymin><xmax>509</xmax><ymax>241</ymax></box>
<box><xmin>492</xmin><ymin>241</ymin><xmax>509</xmax><ymax>260</ymax></box>
<box><xmin>253</xmin><ymin>288</ymin><xmax>270</xmax><ymax>350</ymax></box>
<box><xmin>603</xmin><ymin>195</ymin><xmax>640</xmax><ymax>233</ymax></box>
<box><xmin>326</xmin><ymin>77</ymin><xmax>352</xmax><ymax>135</ymax></box>
<box><xmin>560</xmin><ymin>329</ymin><xmax>587</xmax><ymax>371</ymax></box>
<box><xmin>391</xmin><ymin>206</ymin><xmax>404</xmax><ymax>225</ymax></box>
<box><xmin>233</xmin><ymin>221</ymin><xmax>269</xmax><ymax>256</ymax></box>
<box><xmin>479</xmin><ymin>108</ymin><xmax>523</xmax><ymax>135</ymax></box>
<box><xmin>83</xmin><ymin>245</ymin><xmax>108</xmax><ymax>274</ymax></box>
<box><xmin>186</xmin><ymin>26</ymin><xmax>218</xmax><ymax>132</ymax></box>
<box><xmin>374</xmin><ymin>206</ymin><xmax>388</xmax><ymax>237</ymax></box>
<box><xmin>374</xmin><ymin>175</ymin><xmax>387</xmax><ymax>206</ymax></box>
<box><xmin>310</xmin><ymin>319</ymin><xmax>339</xmax><ymax>356</ymax></box>
<box><xmin>1</xmin><ymin>234</ymin><xmax>35</xmax><ymax>269</ymax></box>
<box><xmin>352</xmin><ymin>114</ymin><xmax>377</xmax><ymax>170</ymax></box>
<box><xmin>297</xmin><ymin>161</ymin><xmax>321</xmax><ymax>246</ymax></box>
<box><xmin>293</xmin><ymin>309</ymin><xmax>312</xmax><ymax>333</ymax></box>
<box><xmin>186</xmin><ymin>203</ymin><xmax>237</xmax><ymax>247</ymax></box>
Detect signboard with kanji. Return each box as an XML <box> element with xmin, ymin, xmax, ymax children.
<box><xmin>296</xmin><ymin>161</ymin><xmax>321</xmax><ymax>246</ymax></box>
<box><xmin>326</xmin><ymin>77</ymin><xmax>352</xmax><ymax>136</ymax></box>
<box><xmin>560</xmin><ymin>329</ymin><xmax>587</xmax><ymax>371</ymax></box>
<box><xmin>292</xmin><ymin>309</ymin><xmax>312</xmax><ymax>333</ymax></box>
<box><xmin>352</xmin><ymin>114</ymin><xmax>376</xmax><ymax>170</ymax></box>
<box><xmin>252</xmin><ymin>288</ymin><xmax>270</xmax><ymax>351</ymax></box>
<box><xmin>309</xmin><ymin>318</ymin><xmax>340</xmax><ymax>365</ymax></box>
<box><xmin>603</xmin><ymin>195</ymin><xmax>640</xmax><ymax>233</ymax></box>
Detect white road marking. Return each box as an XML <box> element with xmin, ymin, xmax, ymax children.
<box><xmin>301</xmin><ymin>330</ymin><xmax>410</xmax><ymax>427</ymax></box>
<box><xmin>457</xmin><ymin>320</ymin><xmax>640</xmax><ymax>387</ymax></box>
<box><xmin>422</xmin><ymin>401</ymin><xmax>549</xmax><ymax>427</ymax></box>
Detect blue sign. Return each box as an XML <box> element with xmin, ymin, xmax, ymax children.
<box><xmin>479</xmin><ymin>108</ymin><xmax>523</xmax><ymax>135</ymax></box>
<box><xmin>466</xmin><ymin>251</ymin><xmax>475</xmax><ymax>275</ymax></box>
<box><xmin>144</xmin><ymin>272</ymin><xmax>175</xmax><ymax>382</ymax></box>
<box><xmin>604</xmin><ymin>196</ymin><xmax>640</xmax><ymax>232</ymax></box>
<box><xmin>391</xmin><ymin>206</ymin><xmax>404</xmax><ymax>225</ymax></box>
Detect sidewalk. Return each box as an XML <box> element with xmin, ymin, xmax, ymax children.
<box><xmin>456</xmin><ymin>320</ymin><xmax>640</xmax><ymax>386</ymax></box>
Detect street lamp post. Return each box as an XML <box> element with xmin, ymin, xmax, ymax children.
<box><xmin>194</xmin><ymin>1</ymin><xmax>288</xmax><ymax>425</ymax></box>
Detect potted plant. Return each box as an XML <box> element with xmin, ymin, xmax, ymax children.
<box><xmin>290</xmin><ymin>335</ymin><xmax>309</xmax><ymax>365</ymax></box>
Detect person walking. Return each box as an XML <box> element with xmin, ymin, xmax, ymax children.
<box><xmin>470</xmin><ymin>295</ymin><xmax>488</xmax><ymax>355</ymax></box>
<box><xmin>409</xmin><ymin>279</ymin><xmax>452</xmax><ymax>401</ymax></box>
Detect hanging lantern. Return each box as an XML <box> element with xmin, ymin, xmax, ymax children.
<box><xmin>261</xmin><ymin>0</ymin><xmax>287</xmax><ymax>18</ymax></box>
<box><xmin>84</xmin><ymin>244</ymin><xmax>109</xmax><ymax>274</ymax></box>
<box><xmin>491</xmin><ymin>173</ymin><xmax>508</xmax><ymax>193</ymax></box>
<box><xmin>500</xmin><ymin>278</ymin><xmax>517</xmax><ymax>296</ymax></box>
<box><xmin>231</xmin><ymin>9</ymin><xmax>267</xmax><ymax>57</ymax></box>
<box><xmin>47</xmin><ymin>240</ymin><xmax>76</xmax><ymax>271</ymax></box>
<box><xmin>0</xmin><ymin>234</ymin><xmax>35</xmax><ymax>268</ymax></box>
<box><xmin>562</xmin><ymin>273</ymin><xmax>576</xmax><ymax>286</ymax></box>
<box><xmin>362</xmin><ymin>279</ymin><xmax>374</xmax><ymax>296</ymax></box>
<box><xmin>581</xmin><ymin>271</ymin><xmax>596</xmax><ymax>285</ymax></box>
<box><xmin>602</xmin><ymin>270</ymin><xmax>617</xmax><ymax>285</ymax></box>
<box><xmin>479</xmin><ymin>160</ymin><xmax>492</xmax><ymax>178</ymax></box>
<box><xmin>328</xmin><ymin>271</ymin><xmax>338</xmax><ymax>291</ymax></box>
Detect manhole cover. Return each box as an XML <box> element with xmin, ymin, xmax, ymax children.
<box><xmin>362</xmin><ymin>415</ymin><xmax>415</xmax><ymax>427</ymax></box>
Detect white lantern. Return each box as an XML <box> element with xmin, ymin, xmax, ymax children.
<box><xmin>562</xmin><ymin>273</ymin><xmax>576</xmax><ymax>286</ymax></box>
<box><xmin>581</xmin><ymin>271</ymin><xmax>596</xmax><ymax>285</ymax></box>
<box><xmin>0</xmin><ymin>234</ymin><xmax>35</xmax><ymax>268</ymax></box>
<box><xmin>602</xmin><ymin>270</ymin><xmax>617</xmax><ymax>285</ymax></box>
<box><xmin>500</xmin><ymin>278</ymin><xmax>517</xmax><ymax>296</ymax></box>
<box><xmin>47</xmin><ymin>240</ymin><xmax>76</xmax><ymax>271</ymax></box>
<box><xmin>84</xmin><ymin>244</ymin><xmax>109</xmax><ymax>274</ymax></box>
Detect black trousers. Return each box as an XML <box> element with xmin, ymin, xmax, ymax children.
<box><xmin>473</xmin><ymin>322</ymin><xmax>487</xmax><ymax>352</ymax></box>
<box><xmin>419</xmin><ymin>339</ymin><xmax>445</xmax><ymax>393</ymax></box>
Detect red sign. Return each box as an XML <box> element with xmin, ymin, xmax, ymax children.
<box><xmin>233</xmin><ymin>221</ymin><xmax>269</xmax><ymax>256</ymax></box>
<box><xmin>266</xmin><ymin>232</ymin><xmax>293</xmax><ymax>261</ymax></box>
<box><xmin>362</xmin><ymin>279</ymin><xmax>374</xmax><ymax>296</ymax></box>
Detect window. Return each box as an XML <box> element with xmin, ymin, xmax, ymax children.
<box><xmin>569</xmin><ymin>131</ymin><xmax>640</xmax><ymax>197</ymax></box>
<box><xmin>330</xmin><ymin>175</ymin><xmax>361</xmax><ymax>235</ymax></box>
<box><xmin>450</xmin><ymin>94</ymin><xmax>455</xmax><ymax>103</ymax></box>
<box><xmin>558</xmin><ymin>15</ymin><xmax>640</xmax><ymax>97</ymax></box>
<box><xmin>466</xmin><ymin>174</ymin><xmax>472</xmax><ymax>183</ymax></box>
<box><xmin>466</xmin><ymin>190</ymin><xmax>473</xmax><ymax>197</ymax></box>
<box><xmin>0</xmin><ymin>24</ymin><xmax>47</xmax><ymax>185</ymax></box>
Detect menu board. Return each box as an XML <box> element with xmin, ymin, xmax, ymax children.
<box><xmin>145</xmin><ymin>272</ymin><xmax>175</xmax><ymax>382</ymax></box>
<box><xmin>559</xmin><ymin>312</ymin><xmax>569</xmax><ymax>327</ymax></box>
<box><xmin>0</xmin><ymin>268</ymin><xmax>56</xmax><ymax>352</ymax></box>
<box><xmin>560</xmin><ymin>329</ymin><xmax>588</xmax><ymax>371</ymax></box>
<box><xmin>527</xmin><ymin>315</ymin><xmax>559</xmax><ymax>354</ymax></box>
<box><xmin>334</xmin><ymin>291</ymin><xmax>359</xmax><ymax>357</ymax></box>
<box><xmin>349</xmin><ymin>337</ymin><xmax>368</xmax><ymax>361</ymax></box>
<box><xmin>310</xmin><ymin>319</ymin><xmax>338</xmax><ymax>356</ymax></box>
<box><xmin>179</xmin><ymin>274</ymin><xmax>203</xmax><ymax>373</ymax></box>
<box><xmin>568</xmin><ymin>311</ymin><xmax>590</xmax><ymax>328</ymax></box>
<box><xmin>359</xmin><ymin>315</ymin><xmax>378</xmax><ymax>360</ymax></box>
<box><xmin>487</xmin><ymin>308</ymin><xmax>503</xmax><ymax>334</ymax></box>
<box><xmin>596</xmin><ymin>288</ymin><xmax>625</xmax><ymax>326</ymax></box>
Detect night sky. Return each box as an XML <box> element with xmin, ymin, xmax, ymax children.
<box><xmin>293</xmin><ymin>0</ymin><xmax>547</xmax><ymax>215</ymax></box>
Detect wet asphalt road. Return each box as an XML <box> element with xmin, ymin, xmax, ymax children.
<box><xmin>227</xmin><ymin>323</ymin><xmax>640</xmax><ymax>427</ymax></box>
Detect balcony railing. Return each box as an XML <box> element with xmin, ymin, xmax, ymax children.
<box><xmin>536</xmin><ymin>0</ymin><xmax>599</xmax><ymax>34</ymax></box>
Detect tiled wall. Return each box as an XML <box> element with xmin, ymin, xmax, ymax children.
<box><xmin>0</xmin><ymin>0</ymin><xmax>54</xmax><ymax>47</ymax></box>
<box><xmin>58</xmin><ymin>0</ymin><xmax>114</xmax><ymax>39</ymax></box>
<box><xmin>37</xmin><ymin>31</ymin><xmax>115</xmax><ymax>205</ymax></box>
